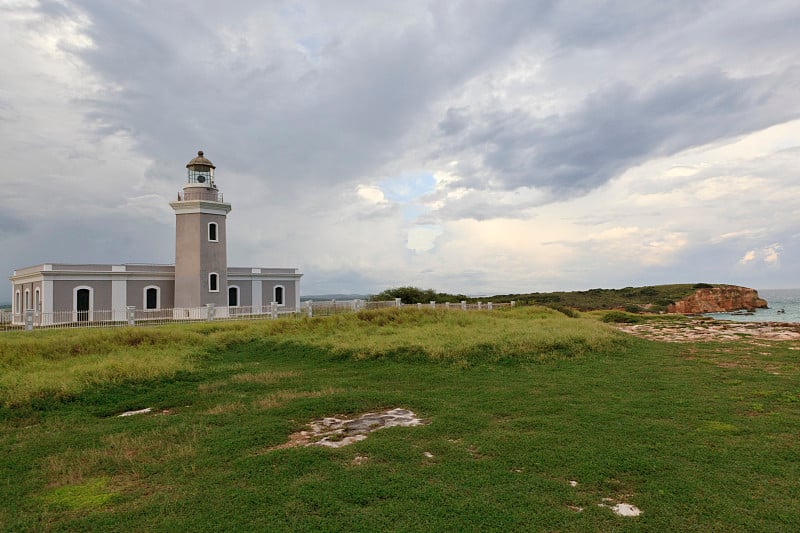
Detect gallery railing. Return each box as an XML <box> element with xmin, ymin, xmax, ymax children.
<box><xmin>177</xmin><ymin>190</ymin><xmax>224</xmax><ymax>202</ymax></box>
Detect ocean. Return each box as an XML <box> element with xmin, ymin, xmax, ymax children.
<box><xmin>703</xmin><ymin>288</ymin><xmax>800</xmax><ymax>323</ymax></box>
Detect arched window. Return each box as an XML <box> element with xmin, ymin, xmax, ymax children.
<box><xmin>14</xmin><ymin>290</ymin><xmax>20</xmax><ymax>314</ymax></box>
<box><xmin>209</xmin><ymin>272</ymin><xmax>219</xmax><ymax>292</ymax></box>
<box><xmin>144</xmin><ymin>286</ymin><xmax>160</xmax><ymax>310</ymax></box>
<box><xmin>228</xmin><ymin>286</ymin><xmax>239</xmax><ymax>307</ymax></box>
<box><xmin>73</xmin><ymin>286</ymin><xmax>93</xmax><ymax>322</ymax></box>
<box><xmin>24</xmin><ymin>289</ymin><xmax>30</xmax><ymax>310</ymax></box>
<box><xmin>274</xmin><ymin>285</ymin><xmax>284</xmax><ymax>306</ymax></box>
<box><xmin>208</xmin><ymin>222</ymin><xmax>218</xmax><ymax>242</ymax></box>
<box><xmin>34</xmin><ymin>288</ymin><xmax>41</xmax><ymax>312</ymax></box>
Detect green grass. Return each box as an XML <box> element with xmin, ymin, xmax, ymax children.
<box><xmin>489</xmin><ymin>283</ymin><xmax>711</xmax><ymax>311</ymax></box>
<box><xmin>1</xmin><ymin>307</ymin><xmax>799</xmax><ymax>531</ymax></box>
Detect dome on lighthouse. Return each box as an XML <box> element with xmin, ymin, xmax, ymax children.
<box><xmin>186</xmin><ymin>150</ymin><xmax>215</xmax><ymax>170</ymax></box>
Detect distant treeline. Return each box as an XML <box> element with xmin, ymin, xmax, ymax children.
<box><xmin>370</xmin><ymin>287</ymin><xmax>470</xmax><ymax>305</ymax></box>
<box><xmin>370</xmin><ymin>284</ymin><xmax>716</xmax><ymax>313</ymax></box>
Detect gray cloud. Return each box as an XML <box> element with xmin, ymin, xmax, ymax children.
<box><xmin>54</xmin><ymin>1</ymin><xmax>556</xmax><ymax>186</ymax></box>
<box><xmin>3</xmin><ymin>1</ymin><xmax>800</xmax><ymax>294</ymax></box>
<box><xmin>433</xmin><ymin>68</ymin><xmax>800</xmax><ymax>211</ymax></box>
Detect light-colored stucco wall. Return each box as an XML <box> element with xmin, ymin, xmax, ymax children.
<box><xmin>261</xmin><ymin>281</ymin><xmax>297</xmax><ymax>308</ymax></box>
<box><xmin>12</xmin><ymin>280</ymin><xmax>42</xmax><ymax>312</ymax></box>
<box><xmin>228</xmin><ymin>280</ymin><xmax>252</xmax><ymax>307</ymax></box>
<box><xmin>127</xmin><ymin>280</ymin><xmax>176</xmax><ymax>309</ymax></box>
<box><xmin>52</xmin><ymin>280</ymin><xmax>112</xmax><ymax>312</ymax></box>
<box><xmin>174</xmin><ymin>209</ymin><xmax>229</xmax><ymax>308</ymax></box>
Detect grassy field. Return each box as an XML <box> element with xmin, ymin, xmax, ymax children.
<box><xmin>1</xmin><ymin>307</ymin><xmax>798</xmax><ymax>531</ymax></box>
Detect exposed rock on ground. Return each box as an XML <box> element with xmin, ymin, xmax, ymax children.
<box><xmin>599</xmin><ymin>502</ymin><xmax>642</xmax><ymax>517</ymax></box>
<box><xmin>269</xmin><ymin>408</ymin><xmax>427</xmax><ymax>450</ymax></box>
<box><xmin>118</xmin><ymin>408</ymin><xmax>152</xmax><ymax>417</ymax></box>
<box><xmin>667</xmin><ymin>286</ymin><xmax>768</xmax><ymax>314</ymax></box>
<box><xmin>617</xmin><ymin>320</ymin><xmax>800</xmax><ymax>343</ymax></box>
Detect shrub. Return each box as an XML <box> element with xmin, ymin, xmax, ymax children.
<box><xmin>370</xmin><ymin>287</ymin><xmax>468</xmax><ymax>305</ymax></box>
<box><xmin>546</xmin><ymin>304</ymin><xmax>579</xmax><ymax>318</ymax></box>
<box><xmin>602</xmin><ymin>311</ymin><xmax>642</xmax><ymax>324</ymax></box>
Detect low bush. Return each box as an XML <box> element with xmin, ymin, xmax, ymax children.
<box><xmin>601</xmin><ymin>311</ymin><xmax>643</xmax><ymax>324</ymax></box>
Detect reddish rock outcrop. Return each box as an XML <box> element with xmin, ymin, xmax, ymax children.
<box><xmin>667</xmin><ymin>285</ymin><xmax>768</xmax><ymax>314</ymax></box>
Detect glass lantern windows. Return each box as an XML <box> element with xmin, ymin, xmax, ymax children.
<box><xmin>188</xmin><ymin>168</ymin><xmax>214</xmax><ymax>186</ymax></box>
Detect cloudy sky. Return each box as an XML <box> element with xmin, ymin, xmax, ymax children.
<box><xmin>2</xmin><ymin>0</ymin><xmax>799</xmax><ymax>297</ymax></box>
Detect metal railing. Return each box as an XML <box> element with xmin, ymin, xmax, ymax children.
<box><xmin>4</xmin><ymin>299</ymin><xmax>516</xmax><ymax>332</ymax></box>
<box><xmin>1</xmin><ymin>310</ymin><xmax>14</xmax><ymax>332</ymax></box>
<box><xmin>177</xmin><ymin>190</ymin><xmax>224</xmax><ymax>202</ymax></box>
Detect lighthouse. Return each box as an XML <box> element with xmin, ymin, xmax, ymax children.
<box><xmin>170</xmin><ymin>151</ymin><xmax>232</xmax><ymax>309</ymax></box>
<box><xmin>9</xmin><ymin>149</ymin><xmax>302</xmax><ymax>326</ymax></box>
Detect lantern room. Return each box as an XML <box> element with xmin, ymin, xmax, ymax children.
<box><xmin>186</xmin><ymin>150</ymin><xmax>216</xmax><ymax>187</ymax></box>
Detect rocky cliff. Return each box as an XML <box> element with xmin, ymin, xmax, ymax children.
<box><xmin>667</xmin><ymin>285</ymin><xmax>768</xmax><ymax>314</ymax></box>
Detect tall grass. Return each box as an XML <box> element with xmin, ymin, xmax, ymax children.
<box><xmin>0</xmin><ymin>307</ymin><xmax>627</xmax><ymax>408</ymax></box>
<box><xmin>292</xmin><ymin>307</ymin><xmax>627</xmax><ymax>363</ymax></box>
<box><xmin>0</xmin><ymin>328</ymin><xmax>205</xmax><ymax>407</ymax></box>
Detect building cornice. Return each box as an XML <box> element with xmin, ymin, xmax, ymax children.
<box><xmin>169</xmin><ymin>199</ymin><xmax>232</xmax><ymax>215</ymax></box>
<box><xmin>11</xmin><ymin>266</ymin><xmax>301</xmax><ymax>283</ymax></box>
<box><xmin>228</xmin><ymin>273</ymin><xmax>304</xmax><ymax>281</ymax></box>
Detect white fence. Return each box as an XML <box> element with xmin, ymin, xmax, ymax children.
<box><xmin>2</xmin><ymin>298</ymin><xmax>515</xmax><ymax>332</ymax></box>
<box><xmin>0</xmin><ymin>310</ymin><xmax>11</xmax><ymax>330</ymax></box>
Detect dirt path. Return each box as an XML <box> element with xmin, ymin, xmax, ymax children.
<box><xmin>616</xmin><ymin>319</ymin><xmax>800</xmax><ymax>343</ymax></box>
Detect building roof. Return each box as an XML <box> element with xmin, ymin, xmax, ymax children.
<box><xmin>186</xmin><ymin>150</ymin><xmax>215</xmax><ymax>169</ymax></box>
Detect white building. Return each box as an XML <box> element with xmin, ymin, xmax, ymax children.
<box><xmin>9</xmin><ymin>151</ymin><xmax>301</xmax><ymax>324</ymax></box>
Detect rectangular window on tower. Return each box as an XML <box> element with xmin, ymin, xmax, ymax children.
<box><xmin>208</xmin><ymin>222</ymin><xmax>218</xmax><ymax>242</ymax></box>
<box><xmin>209</xmin><ymin>273</ymin><xmax>219</xmax><ymax>292</ymax></box>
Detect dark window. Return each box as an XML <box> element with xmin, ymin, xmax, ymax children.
<box><xmin>228</xmin><ymin>286</ymin><xmax>238</xmax><ymax>307</ymax></box>
<box><xmin>146</xmin><ymin>288</ymin><xmax>158</xmax><ymax>310</ymax></box>
<box><xmin>76</xmin><ymin>289</ymin><xmax>90</xmax><ymax>322</ymax></box>
<box><xmin>275</xmin><ymin>286</ymin><xmax>284</xmax><ymax>305</ymax></box>
<box><xmin>208</xmin><ymin>222</ymin><xmax>218</xmax><ymax>241</ymax></box>
<box><xmin>209</xmin><ymin>273</ymin><xmax>218</xmax><ymax>292</ymax></box>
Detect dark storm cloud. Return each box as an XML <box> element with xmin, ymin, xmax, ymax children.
<box><xmin>36</xmin><ymin>1</ymin><xmax>800</xmax><ymax>211</ymax></box>
<box><xmin>48</xmin><ymin>0</ymin><xmax>556</xmax><ymax>186</ymax></box>
<box><xmin>433</xmin><ymin>67</ymin><xmax>800</xmax><ymax>213</ymax></box>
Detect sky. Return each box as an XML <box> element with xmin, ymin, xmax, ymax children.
<box><xmin>1</xmin><ymin>0</ymin><xmax>799</xmax><ymax>298</ymax></box>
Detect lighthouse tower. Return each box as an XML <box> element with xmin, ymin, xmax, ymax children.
<box><xmin>170</xmin><ymin>151</ymin><xmax>232</xmax><ymax>308</ymax></box>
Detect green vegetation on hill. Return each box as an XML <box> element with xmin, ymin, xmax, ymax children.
<box><xmin>1</xmin><ymin>306</ymin><xmax>798</xmax><ymax>531</ymax></box>
<box><xmin>372</xmin><ymin>283</ymin><xmax>715</xmax><ymax>312</ymax></box>
<box><xmin>488</xmin><ymin>284</ymin><xmax>713</xmax><ymax>312</ymax></box>
<box><xmin>370</xmin><ymin>286</ymin><xmax>469</xmax><ymax>304</ymax></box>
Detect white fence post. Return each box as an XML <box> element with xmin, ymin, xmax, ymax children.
<box><xmin>417</xmin><ymin>302</ymin><xmax>422</xmax><ymax>309</ymax></box>
<box><xmin>430</xmin><ymin>300</ymin><xmax>436</xmax><ymax>309</ymax></box>
<box><xmin>206</xmin><ymin>303</ymin><xmax>215</xmax><ymax>321</ymax></box>
<box><xmin>511</xmin><ymin>301</ymin><xmax>516</xmax><ymax>307</ymax></box>
<box><xmin>126</xmin><ymin>306</ymin><xmax>136</xmax><ymax>326</ymax></box>
<box><xmin>445</xmin><ymin>302</ymin><xmax>450</xmax><ymax>310</ymax></box>
<box><xmin>461</xmin><ymin>300</ymin><xmax>467</xmax><ymax>311</ymax></box>
<box><xmin>488</xmin><ymin>302</ymin><xmax>493</xmax><ymax>311</ymax></box>
<box><xmin>477</xmin><ymin>302</ymin><xmax>482</xmax><ymax>310</ymax></box>
<box><xmin>25</xmin><ymin>310</ymin><xmax>34</xmax><ymax>331</ymax></box>
<box><xmin>306</xmin><ymin>300</ymin><xmax>313</xmax><ymax>318</ymax></box>
<box><xmin>395</xmin><ymin>298</ymin><xmax>402</xmax><ymax>308</ymax></box>
<box><xmin>271</xmin><ymin>301</ymin><xmax>278</xmax><ymax>319</ymax></box>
